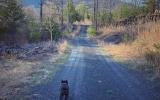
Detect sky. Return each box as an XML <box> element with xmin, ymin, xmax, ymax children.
<box><xmin>22</xmin><ymin>0</ymin><xmax>92</xmax><ymax>7</ymax></box>
<box><xmin>23</xmin><ymin>0</ymin><xmax>40</xmax><ymax>7</ymax></box>
<box><xmin>22</xmin><ymin>0</ymin><xmax>133</xmax><ymax>8</ymax></box>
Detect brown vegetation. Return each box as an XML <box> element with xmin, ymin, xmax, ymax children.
<box><xmin>0</xmin><ymin>41</ymin><xmax>69</xmax><ymax>99</ymax></box>
<box><xmin>99</xmin><ymin>20</ymin><xmax>160</xmax><ymax>78</ymax></box>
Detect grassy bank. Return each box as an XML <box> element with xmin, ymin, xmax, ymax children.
<box><xmin>98</xmin><ymin>21</ymin><xmax>160</xmax><ymax>79</ymax></box>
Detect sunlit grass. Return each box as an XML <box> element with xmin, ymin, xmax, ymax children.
<box><xmin>99</xmin><ymin>21</ymin><xmax>160</xmax><ymax>78</ymax></box>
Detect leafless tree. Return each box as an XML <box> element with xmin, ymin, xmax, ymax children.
<box><xmin>94</xmin><ymin>0</ymin><xmax>98</xmax><ymax>30</ymax></box>
<box><xmin>61</xmin><ymin>0</ymin><xmax>64</xmax><ymax>30</ymax></box>
<box><xmin>131</xmin><ymin>0</ymin><xmax>142</xmax><ymax>7</ymax></box>
<box><xmin>40</xmin><ymin>0</ymin><xmax>44</xmax><ymax>22</ymax></box>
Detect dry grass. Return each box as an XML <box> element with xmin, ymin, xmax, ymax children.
<box><xmin>74</xmin><ymin>19</ymin><xmax>92</xmax><ymax>25</ymax></box>
<box><xmin>99</xmin><ymin>21</ymin><xmax>160</xmax><ymax>77</ymax></box>
<box><xmin>101</xmin><ymin>44</ymin><xmax>134</xmax><ymax>60</ymax></box>
<box><xmin>58</xmin><ymin>40</ymin><xmax>68</xmax><ymax>53</ymax></box>
<box><xmin>0</xmin><ymin>60</ymin><xmax>34</xmax><ymax>98</ymax></box>
<box><xmin>0</xmin><ymin>41</ymin><xmax>69</xmax><ymax>99</ymax></box>
<box><xmin>100</xmin><ymin>21</ymin><xmax>160</xmax><ymax>57</ymax></box>
<box><xmin>97</xmin><ymin>26</ymin><xmax>125</xmax><ymax>38</ymax></box>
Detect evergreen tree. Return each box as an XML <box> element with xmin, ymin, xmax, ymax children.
<box><xmin>143</xmin><ymin>0</ymin><xmax>156</xmax><ymax>13</ymax></box>
<box><xmin>0</xmin><ymin>0</ymin><xmax>24</xmax><ymax>32</ymax></box>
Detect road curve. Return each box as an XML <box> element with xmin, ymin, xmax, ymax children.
<box><xmin>30</xmin><ymin>25</ymin><xmax>159</xmax><ymax>100</ymax></box>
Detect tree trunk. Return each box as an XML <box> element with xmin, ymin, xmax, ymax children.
<box><xmin>40</xmin><ymin>0</ymin><xmax>43</xmax><ymax>22</ymax></box>
<box><xmin>61</xmin><ymin>0</ymin><xmax>64</xmax><ymax>30</ymax></box>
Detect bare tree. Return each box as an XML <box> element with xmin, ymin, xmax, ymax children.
<box><xmin>61</xmin><ymin>0</ymin><xmax>64</xmax><ymax>30</ymax></box>
<box><xmin>40</xmin><ymin>0</ymin><xmax>44</xmax><ymax>22</ymax></box>
<box><xmin>94</xmin><ymin>0</ymin><xmax>98</xmax><ymax>30</ymax></box>
<box><xmin>132</xmin><ymin>0</ymin><xmax>142</xmax><ymax>7</ymax></box>
<box><xmin>94</xmin><ymin>0</ymin><xmax>96</xmax><ymax>26</ymax></box>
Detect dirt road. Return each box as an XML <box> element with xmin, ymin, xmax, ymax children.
<box><xmin>29</xmin><ymin>25</ymin><xmax>159</xmax><ymax>100</ymax></box>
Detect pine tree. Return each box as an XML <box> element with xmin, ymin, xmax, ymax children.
<box><xmin>0</xmin><ymin>0</ymin><xmax>24</xmax><ymax>32</ymax></box>
<box><xmin>144</xmin><ymin>0</ymin><xmax>156</xmax><ymax>13</ymax></box>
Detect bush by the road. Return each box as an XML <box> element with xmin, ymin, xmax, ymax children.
<box><xmin>87</xmin><ymin>26</ymin><xmax>96</xmax><ymax>37</ymax></box>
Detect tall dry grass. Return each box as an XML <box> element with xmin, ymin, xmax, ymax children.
<box><xmin>99</xmin><ymin>20</ymin><xmax>160</xmax><ymax>76</ymax></box>
<box><xmin>57</xmin><ymin>40</ymin><xmax>68</xmax><ymax>53</ymax></box>
<box><xmin>97</xmin><ymin>25</ymin><xmax>125</xmax><ymax>38</ymax></box>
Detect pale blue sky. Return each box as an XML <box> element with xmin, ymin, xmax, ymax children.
<box><xmin>23</xmin><ymin>0</ymin><xmax>40</xmax><ymax>7</ymax></box>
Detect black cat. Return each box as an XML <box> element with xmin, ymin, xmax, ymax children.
<box><xmin>60</xmin><ymin>80</ymin><xmax>69</xmax><ymax>100</ymax></box>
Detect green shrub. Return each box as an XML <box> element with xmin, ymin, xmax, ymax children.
<box><xmin>64</xmin><ymin>28</ymin><xmax>72</xmax><ymax>35</ymax></box>
<box><xmin>31</xmin><ymin>32</ymin><xmax>41</xmax><ymax>42</ymax></box>
<box><xmin>0</xmin><ymin>0</ymin><xmax>25</xmax><ymax>33</ymax></box>
<box><xmin>43</xmin><ymin>17</ymin><xmax>62</xmax><ymax>42</ymax></box>
<box><xmin>122</xmin><ymin>33</ymin><xmax>130</xmax><ymax>43</ymax></box>
<box><xmin>27</xmin><ymin>17</ymin><xmax>41</xmax><ymax>42</ymax></box>
<box><xmin>87</xmin><ymin>26</ymin><xmax>96</xmax><ymax>37</ymax></box>
<box><xmin>52</xmin><ymin>22</ymin><xmax>61</xmax><ymax>41</ymax></box>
